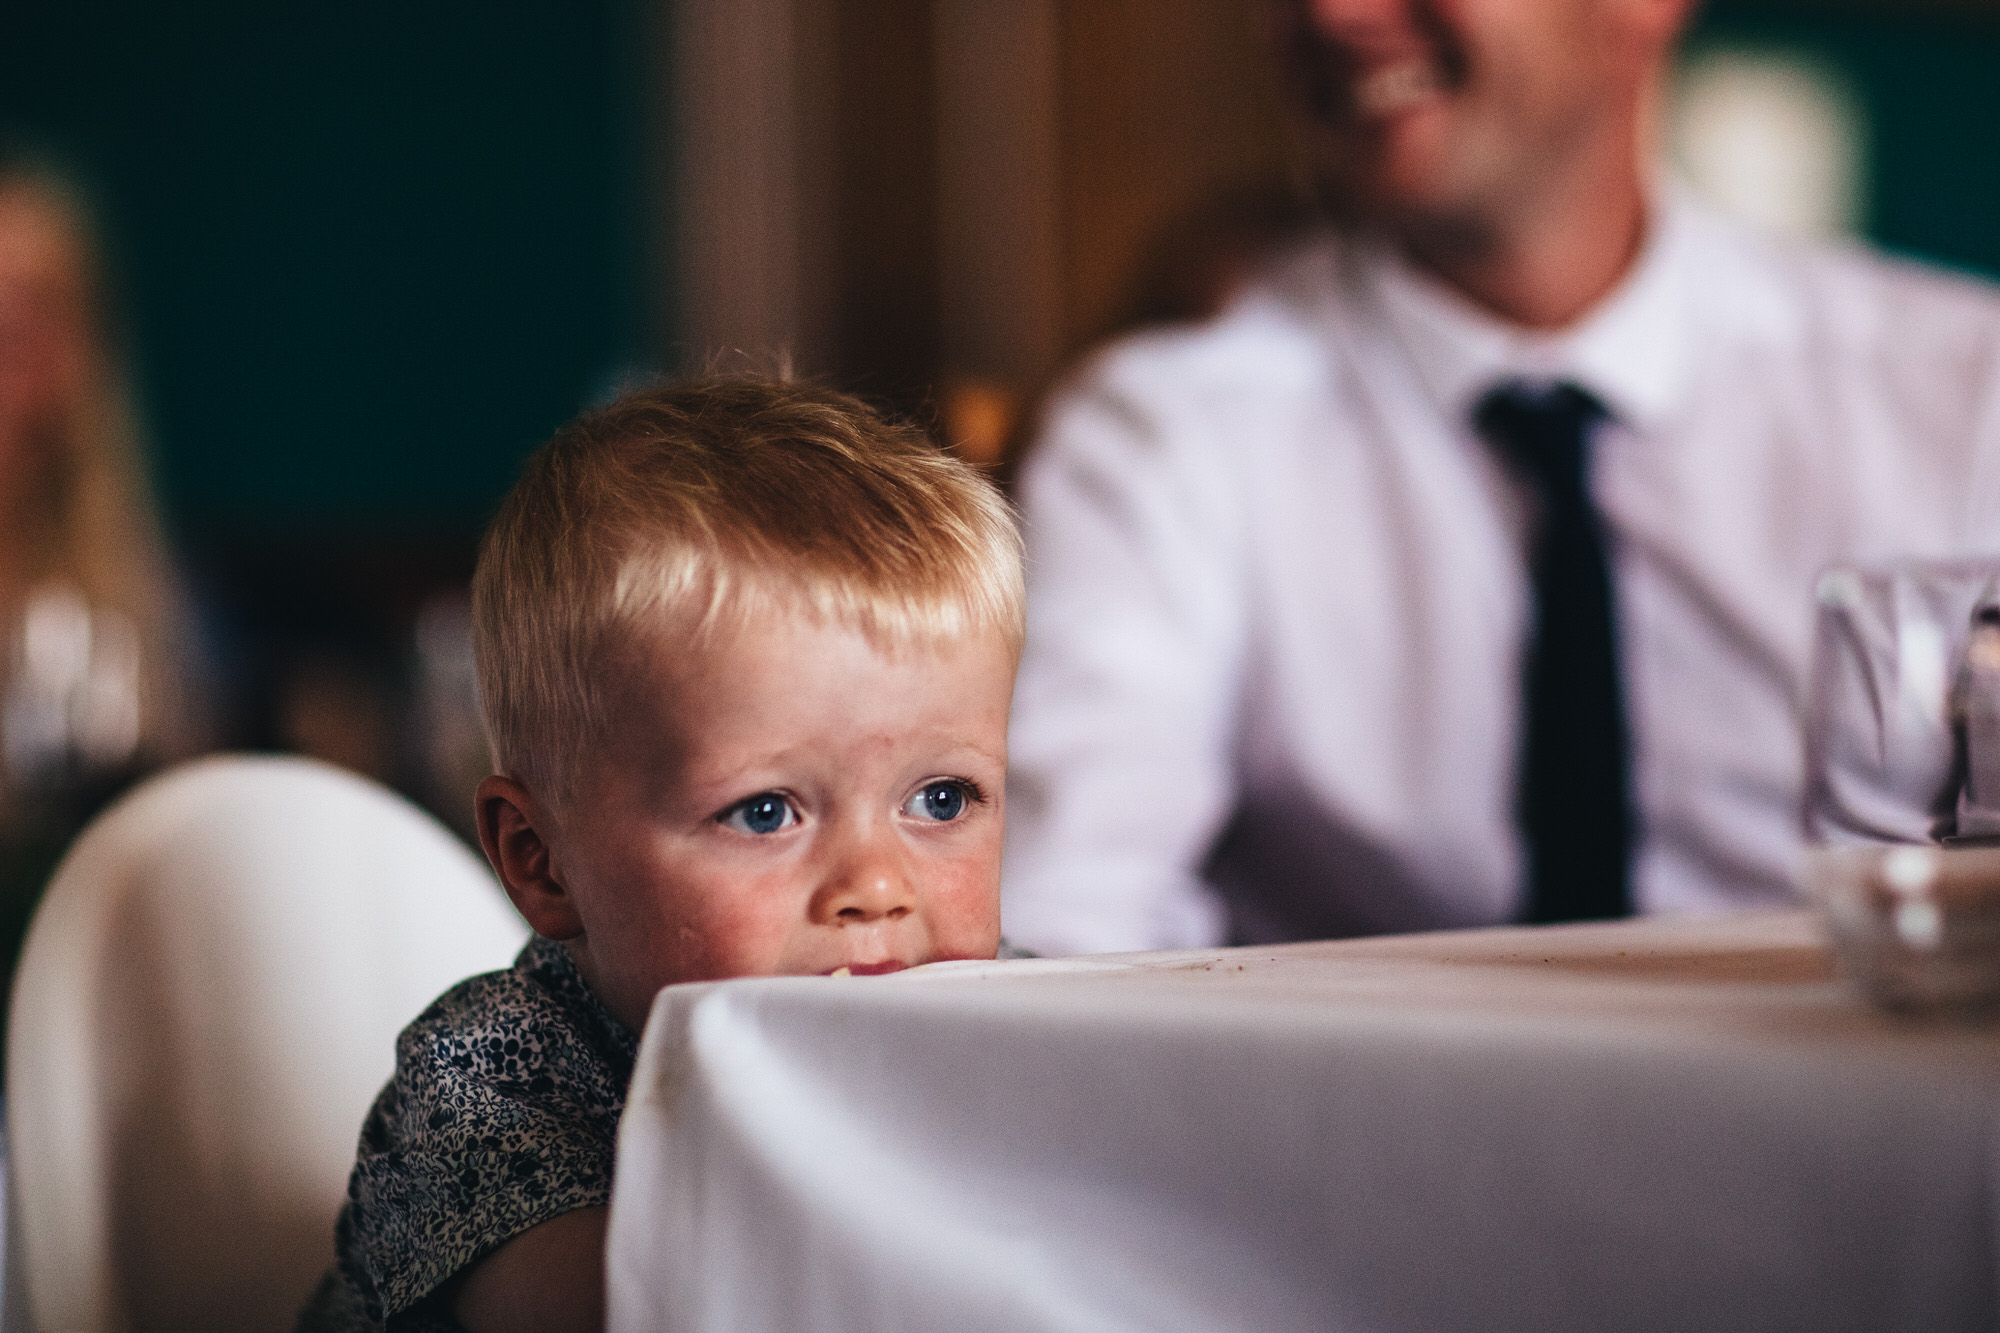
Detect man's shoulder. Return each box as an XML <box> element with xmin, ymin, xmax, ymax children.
<box><xmin>1025</xmin><ymin>235</ymin><xmax>1374</xmax><ymax>501</ymax></box>
<box><xmin>1680</xmin><ymin>203</ymin><xmax>2000</xmax><ymax>352</ymax></box>
<box><xmin>1066</xmin><ymin>236</ymin><xmax>1347</xmax><ymax>407</ymax></box>
<box><xmin>1800</xmin><ymin>240</ymin><xmax>2000</xmax><ymax>331</ymax></box>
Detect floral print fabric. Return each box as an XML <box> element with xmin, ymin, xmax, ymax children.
<box><xmin>296</xmin><ymin>935</ymin><xmax>637</xmax><ymax>1332</ymax></box>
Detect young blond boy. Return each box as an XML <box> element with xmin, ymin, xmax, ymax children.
<box><xmin>299</xmin><ymin>378</ymin><xmax>1024</xmax><ymax>1333</ymax></box>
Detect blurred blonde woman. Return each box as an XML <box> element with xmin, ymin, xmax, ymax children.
<box><xmin>0</xmin><ymin>140</ymin><xmax>203</xmax><ymax>813</ymax></box>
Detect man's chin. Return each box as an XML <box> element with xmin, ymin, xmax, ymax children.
<box><xmin>1316</xmin><ymin>161</ymin><xmax>1455</xmax><ymax>228</ymax></box>
<box><xmin>1310</xmin><ymin>116</ymin><xmax>1494</xmax><ymax>226</ymax></box>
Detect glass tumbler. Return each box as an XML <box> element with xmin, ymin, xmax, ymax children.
<box><xmin>1805</xmin><ymin>560</ymin><xmax>2000</xmax><ymax>1013</ymax></box>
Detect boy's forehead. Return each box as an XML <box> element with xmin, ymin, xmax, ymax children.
<box><xmin>575</xmin><ymin>610</ymin><xmax>1007</xmax><ymax>785</ymax></box>
<box><xmin>612</xmin><ymin>595</ymin><xmax>1018</xmax><ymax>678</ymax></box>
<box><xmin>600</xmin><ymin>607</ymin><xmax>1012</xmax><ymax>731</ymax></box>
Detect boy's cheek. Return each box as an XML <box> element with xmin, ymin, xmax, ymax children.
<box><xmin>611</xmin><ymin>850</ymin><xmax>1003</xmax><ymax>984</ymax></box>
<box><xmin>924</xmin><ymin>911</ymin><xmax>1003</xmax><ymax>965</ymax></box>
<box><xmin>640</xmin><ymin>885</ymin><xmax>803</xmax><ymax>984</ymax></box>
<box><xmin>922</xmin><ymin>857</ymin><xmax>1004</xmax><ymax>959</ymax></box>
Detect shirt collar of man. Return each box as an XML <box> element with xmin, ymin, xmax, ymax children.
<box><xmin>1360</xmin><ymin>187</ymin><xmax>1708</xmax><ymax>437</ymax></box>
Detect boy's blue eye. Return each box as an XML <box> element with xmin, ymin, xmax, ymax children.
<box><xmin>720</xmin><ymin>793</ymin><xmax>796</xmax><ymax>835</ymax></box>
<box><xmin>905</xmin><ymin>780</ymin><xmax>972</xmax><ymax>823</ymax></box>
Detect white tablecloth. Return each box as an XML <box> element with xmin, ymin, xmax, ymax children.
<box><xmin>607</xmin><ymin>912</ymin><xmax>2000</xmax><ymax>1332</ymax></box>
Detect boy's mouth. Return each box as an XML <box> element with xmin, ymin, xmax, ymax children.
<box><xmin>823</xmin><ymin>960</ymin><xmax>909</xmax><ymax>977</ymax></box>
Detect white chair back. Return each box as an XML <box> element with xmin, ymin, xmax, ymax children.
<box><xmin>4</xmin><ymin>756</ymin><xmax>529</xmax><ymax>1332</ymax></box>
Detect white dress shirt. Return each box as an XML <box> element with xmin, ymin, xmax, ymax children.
<box><xmin>1003</xmin><ymin>193</ymin><xmax>2000</xmax><ymax>955</ymax></box>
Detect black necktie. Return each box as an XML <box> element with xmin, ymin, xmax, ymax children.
<box><xmin>1474</xmin><ymin>380</ymin><xmax>1634</xmax><ymax>923</ymax></box>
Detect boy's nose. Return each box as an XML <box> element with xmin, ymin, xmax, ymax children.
<box><xmin>809</xmin><ymin>843</ymin><xmax>917</xmax><ymax>926</ymax></box>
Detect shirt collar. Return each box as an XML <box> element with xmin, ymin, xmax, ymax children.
<box><xmin>1362</xmin><ymin>191</ymin><xmax>1702</xmax><ymax>435</ymax></box>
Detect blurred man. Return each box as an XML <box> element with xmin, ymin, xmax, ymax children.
<box><xmin>1003</xmin><ymin>0</ymin><xmax>2000</xmax><ymax>953</ymax></box>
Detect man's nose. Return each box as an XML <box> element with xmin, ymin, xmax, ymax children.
<box><xmin>809</xmin><ymin>837</ymin><xmax>918</xmax><ymax>926</ymax></box>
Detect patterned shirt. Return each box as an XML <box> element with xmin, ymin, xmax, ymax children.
<box><xmin>297</xmin><ymin>936</ymin><xmax>638</xmax><ymax>1333</ymax></box>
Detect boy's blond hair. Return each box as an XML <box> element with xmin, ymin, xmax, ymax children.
<box><xmin>471</xmin><ymin>377</ymin><xmax>1024</xmax><ymax>805</ymax></box>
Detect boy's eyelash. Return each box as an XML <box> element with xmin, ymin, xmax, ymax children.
<box><xmin>713</xmin><ymin>780</ymin><xmax>988</xmax><ymax>823</ymax></box>
<box><xmin>714</xmin><ymin>791</ymin><xmax>796</xmax><ymax>820</ymax></box>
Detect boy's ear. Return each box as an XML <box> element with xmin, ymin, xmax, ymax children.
<box><xmin>475</xmin><ymin>776</ymin><xmax>584</xmax><ymax>940</ymax></box>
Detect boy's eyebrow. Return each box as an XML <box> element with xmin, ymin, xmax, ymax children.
<box><xmin>674</xmin><ymin>736</ymin><xmax>1007</xmax><ymax>789</ymax></box>
<box><xmin>938</xmin><ymin>739</ymin><xmax>1007</xmax><ymax>767</ymax></box>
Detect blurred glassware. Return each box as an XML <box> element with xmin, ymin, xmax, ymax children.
<box><xmin>1803</xmin><ymin>561</ymin><xmax>1996</xmax><ymax>845</ymax></box>
<box><xmin>0</xmin><ymin>581</ymin><xmax>148</xmax><ymax>1002</ymax></box>
<box><xmin>2</xmin><ymin>582</ymin><xmax>143</xmax><ymax>818</ymax></box>
<box><xmin>1953</xmin><ymin>601</ymin><xmax>2000</xmax><ymax>837</ymax></box>
<box><xmin>1805</xmin><ymin>560</ymin><xmax>2000</xmax><ymax>1014</ymax></box>
<box><xmin>4</xmin><ymin>583</ymin><xmax>140</xmax><ymax>791</ymax></box>
<box><xmin>0</xmin><ymin>140</ymin><xmax>213</xmax><ymax>1056</ymax></box>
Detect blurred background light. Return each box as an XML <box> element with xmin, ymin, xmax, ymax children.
<box><xmin>1670</xmin><ymin>47</ymin><xmax>1866</xmax><ymax>240</ymax></box>
<box><xmin>1686</xmin><ymin>0</ymin><xmax>2000</xmax><ymax>277</ymax></box>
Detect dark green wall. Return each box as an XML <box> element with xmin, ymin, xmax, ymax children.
<box><xmin>0</xmin><ymin>1</ymin><xmax>648</xmax><ymax>534</ymax></box>
<box><xmin>1692</xmin><ymin>1</ymin><xmax>2000</xmax><ymax>281</ymax></box>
